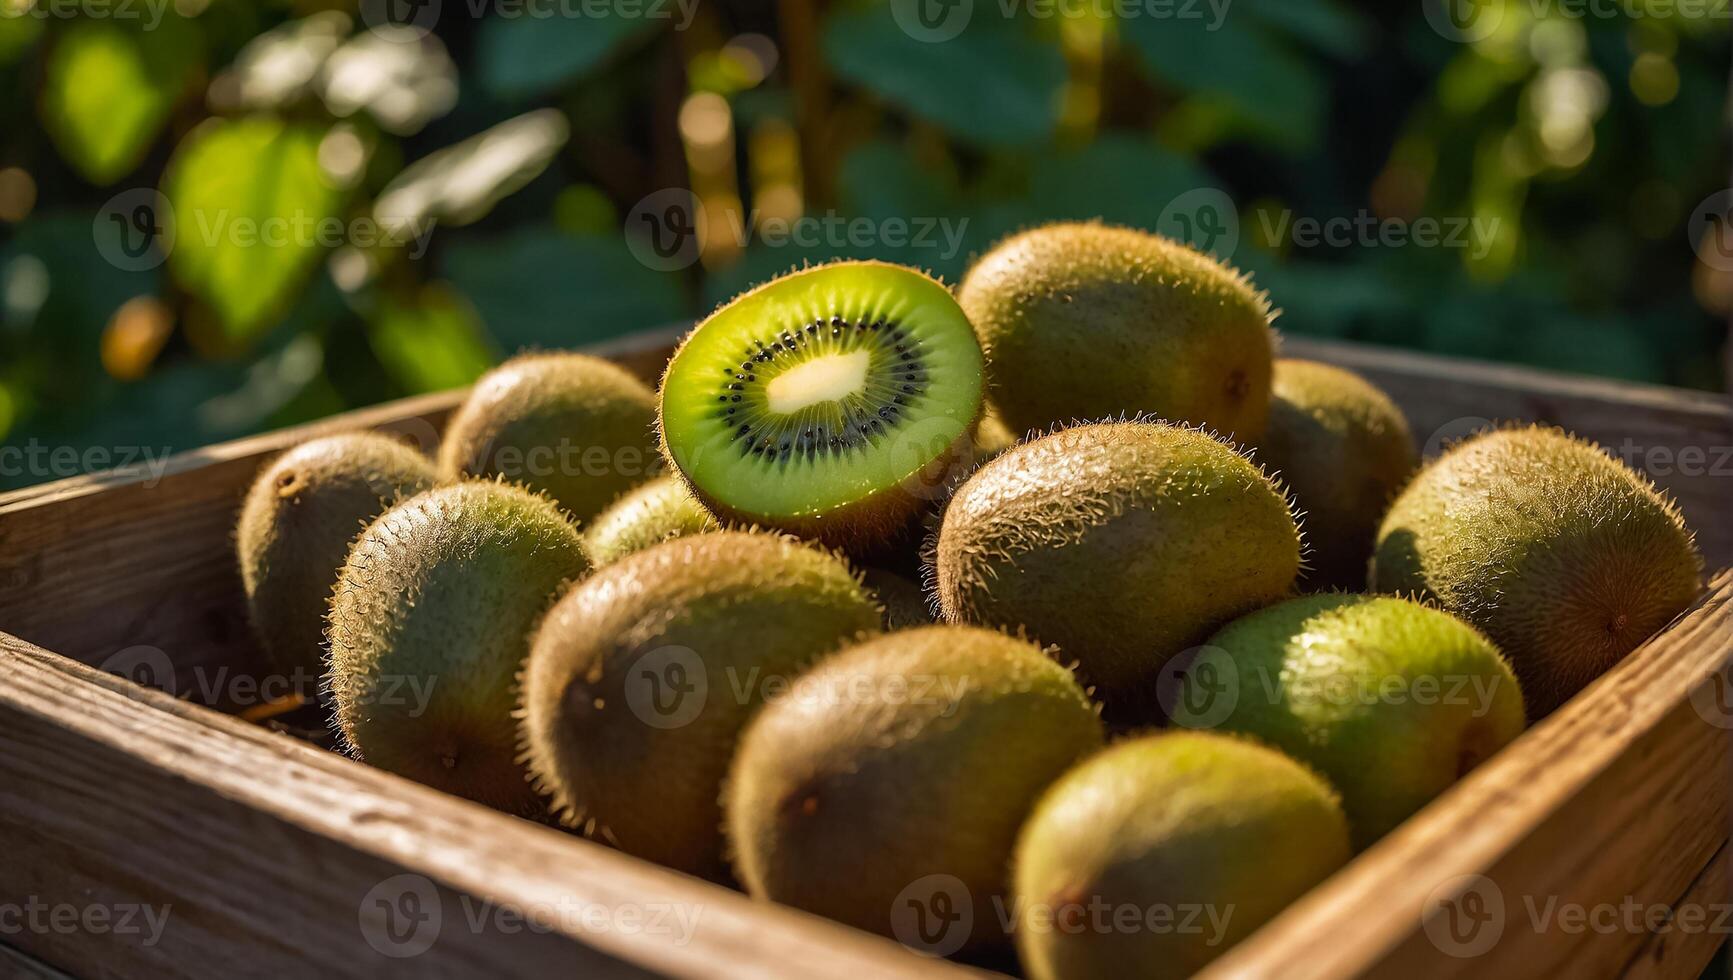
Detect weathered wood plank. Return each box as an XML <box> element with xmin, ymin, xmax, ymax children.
<box><xmin>1198</xmin><ymin>571</ymin><xmax>1733</xmax><ymax>980</ymax></box>
<box><xmin>0</xmin><ymin>635</ymin><xmax>973</xmax><ymax>979</ymax></box>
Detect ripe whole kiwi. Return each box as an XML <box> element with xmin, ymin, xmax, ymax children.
<box><xmin>936</xmin><ymin>420</ymin><xmax>1301</xmax><ymax>719</ymax></box>
<box><xmin>236</xmin><ymin>431</ymin><xmax>437</xmax><ymax>682</ymax></box>
<box><xmin>517</xmin><ymin>531</ymin><xmax>881</xmax><ymax>879</ymax></box>
<box><xmin>583</xmin><ymin>475</ymin><xmax>718</xmax><ymax>565</ymax></box>
<box><xmin>439</xmin><ymin>352</ymin><xmax>661</xmax><ymax>524</ymax></box>
<box><xmin>724</xmin><ymin>624</ymin><xmax>1104</xmax><ymax>953</ymax></box>
<box><xmin>327</xmin><ymin>481</ymin><xmax>590</xmax><ymax>814</ymax></box>
<box><xmin>959</xmin><ymin>221</ymin><xmax>1275</xmax><ymax>441</ymax></box>
<box><xmin>1371</xmin><ymin>425</ymin><xmax>1702</xmax><ymax>717</ymax></box>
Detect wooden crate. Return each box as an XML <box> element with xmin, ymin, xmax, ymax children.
<box><xmin>1</xmin><ymin>331</ymin><xmax>1728</xmax><ymax>979</ymax></box>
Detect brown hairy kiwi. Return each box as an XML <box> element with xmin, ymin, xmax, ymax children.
<box><xmin>237</xmin><ymin>432</ymin><xmax>437</xmax><ymax>684</ymax></box>
<box><xmin>1259</xmin><ymin>359</ymin><xmax>1416</xmax><ymax>589</ymax></box>
<box><xmin>517</xmin><ymin>531</ymin><xmax>881</xmax><ymax>879</ymax></box>
<box><xmin>439</xmin><ymin>352</ymin><xmax>660</xmax><ymax>524</ymax></box>
<box><xmin>724</xmin><ymin>625</ymin><xmax>1103</xmax><ymax>953</ymax></box>
<box><xmin>327</xmin><ymin>481</ymin><xmax>590</xmax><ymax>814</ymax></box>
<box><xmin>959</xmin><ymin>221</ymin><xmax>1275</xmax><ymax>440</ymax></box>
<box><xmin>1012</xmin><ymin>732</ymin><xmax>1349</xmax><ymax>980</ymax></box>
<box><xmin>583</xmin><ymin>475</ymin><xmax>718</xmax><ymax>565</ymax></box>
<box><xmin>1371</xmin><ymin>425</ymin><xmax>1702</xmax><ymax>717</ymax></box>
<box><xmin>936</xmin><ymin>420</ymin><xmax>1301</xmax><ymax>720</ymax></box>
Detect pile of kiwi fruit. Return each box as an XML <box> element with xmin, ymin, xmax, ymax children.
<box><xmin>233</xmin><ymin>226</ymin><xmax>1704</xmax><ymax>978</ymax></box>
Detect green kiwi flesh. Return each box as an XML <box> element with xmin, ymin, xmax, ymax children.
<box><xmin>327</xmin><ymin>481</ymin><xmax>590</xmax><ymax>814</ymax></box>
<box><xmin>959</xmin><ymin>221</ymin><xmax>1274</xmax><ymax>440</ymax></box>
<box><xmin>1176</xmin><ymin>593</ymin><xmax>1525</xmax><ymax>848</ymax></box>
<box><xmin>659</xmin><ymin>261</ymin><xmax>985</xmax><ymax>551</ymax></box>
<box><xmin>1012</xmin><ymin>732</ymin><xmax>1349</xmax><ymax>980</ymax></box>
<box><xmin>439</xmin><ymin>352</ymin><xmax>660</xmax><ymax>524</ymax></box>
<box><xmin>936</xmin><ymin>420</ymin><xmax>1301</xmax><ymax>719</ymax></box>
<box><xmin>724</xmin><ymin>624</ymin><xmax>1103</xmax><ymax>953</ymax></box>
<box><xmin>237</xmin><ymin>431</ymin><xmax>437</xmax><ymax>683</ymax></box>
<box><xmin>517</xmin><ymin>530</ymin><xmax>881</xmax><ymax>879</ymax></box>
<box><xmin>1371</xmin><ymin>425</ymin><xmax>1702</xmax><ymax>717</ymax></box>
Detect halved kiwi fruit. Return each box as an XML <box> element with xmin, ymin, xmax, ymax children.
<box><xmin>659</xmin><ymin>261</ymin><xmax>985</xmax><ymax>551</ymax></box>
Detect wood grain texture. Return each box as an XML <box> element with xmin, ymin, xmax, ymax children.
<box><xmin>1199</xmin><ymin>571</ymin><xmax>1733</xmax><ymax>980</ymax></box>
<box><xmin>0</xmin><ymin>634</ymin><xmax>976</xmax><ymax>979</ymax></box>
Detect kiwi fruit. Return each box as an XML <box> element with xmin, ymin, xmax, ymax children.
<box><xmin>658</xmin><ymin>261</ymin><xmax>985</xmax><ymax>552</ymax></box>
<box><xmin>327</xmin><ymin>481</ymin><xmax>589</xmax><ymax>813</ymax></box>
<box><xmin>1173</xmin><ymin>594</ymin><xmax>1525</xmax><ymax>848</ymax></box>
<box><xmin>1371</xmin><ymin>425</ymin><xmax>1703</xmax><ymax>717</ymax></box>
<box><xmin>1259</xmin><ymin>359</ymin><xmax>1416</xmax><ymax>590</ymax></box>
<box><xmin>724</xmin><ymin>625</ymin><xmax>1103</xmax><ymax>953</ymax></box>
<box><xmin>958</xmin><ymin>222</ymin><xmax>1274</xmax><ymax>440</ymax></box>
<box><xmin>936</xmin><ymin>420</ymin><xmax>1301</xmax><ymax>718</ymax></box>
<box><xmin>1012</xmin><ymin>732</ymin><xmax>1349</xmax><ymax>980</ymax></box>
<box><xmin>237</xmin><ymin>432</ymin><xmax>437</xmax><ymax>683</ymax></box>
<box><xmin>518</xmin><ymin>531</ymin><xmax>880</xmax><ymax>879</ymax></box>
<box><xmin>860</xmin><ymin>567</ymin><xmax>934</xmax><ymax>630</ymax></box>
<box><xmin>439</xmin><ymin>352</ymin><xmax>660</xmax><ymax>524</ymax></box>
<box><xmin>584</xmin><ymin>475</ymin><xmax>718</xmax><ymax>565</ymax></box>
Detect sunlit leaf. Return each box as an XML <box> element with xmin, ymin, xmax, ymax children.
<box><xmin>823</xmin><ymin>7</ymin><xmax>1066</xmax><ymax>146</ymax></box>
<box><xmin>1119</xmin><ymin>16</ymin><xmax>1323</xmax><ymax>151</ymax></box>
<box><xmin>374</xmin><ymin>109</ymin><xmax>569</xmax><ymax>246</ymax></box>
<box><xmin>443</xmin><ymin>227</ymin><xmax>685</xmax><ymax>351</ymax></box>
<box><xmin>210</xmin><ymin>12</ymin><xmax>348</xmax><ymax>113</ymax></box>
<box><xmin>476</xmin><ymin>10</ymin><xmax>662</xmax><ymax>99</ymax></box>
<box><xmin>320</xmin><ymin>27</ymin><xmax>458</xmax><ymax>135</ymax></box>
<box><xmin>368</xmin><ymin>283</ymin><xmax>496</xmax><ymax>392</ymax></box>
<box><xmin>164</xmin><ymin>117</ymin><xmax>347</xmax><ymax>342</ymax></box>
<box><xmin>41</xmin><ymin>17</ymin><xmax>199</xmax><ymax>184</ymax></box>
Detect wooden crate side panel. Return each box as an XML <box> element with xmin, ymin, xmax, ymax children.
<box><xmin>0</xmin><ymin>636</ymin><xmax>969</xmax><ymax>980</ymax></box>
<box><xmin>1199</xmin><ymin>573</ymin><xmax>1733</xmax><ymax>980</ymax></box>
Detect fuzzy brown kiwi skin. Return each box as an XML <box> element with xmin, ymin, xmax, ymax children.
<box><xmin>516</xmin><ymin>530</ymin><xmax>882</xmax><ymax>880</ymax></box>
<box><xmin>237</xmin><ymin>432</ymin><xmax>438</xmax><ymax>686</ymax></box>
<box><xmin>656</xmin><ymin>261</ymin><xmax>984</xmax><ymax>556</ymax></box>
<box><xmin>1370</xmin><ymin>424</ymin><xmax>1703</xmax><ymax>718</ymax></box>
<box><xmin>936</xmin><ymin>419</ymin><xmax>1303</xmax><ymax>723</ymax></box>
<box><xmin>440</xmin><ymin>352</ymin><xmax>660</xmax><ymax>524</ymax></box>
<box><xmin>327</xmin><ymin>480</ymin><xmax>590</xmax><ymax>816</ymax></box>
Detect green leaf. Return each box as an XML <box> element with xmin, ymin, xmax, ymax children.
<box><xmin>1119</xmin><ymin>16</ymin><xmax>1323</xmax><ymax>151</ymax></box>
<box><xmin>1241</xmin><ymin>0</ymin><xmax>1370</xmax><ymax>60</ymax></box>
<box><xmin>40</xmin><ymin>17</ymin><xmax>198</xmax><ymax>184</ymax></box>
<box><xmin>443</xmin><ymin>228</ymin><xmax>686</xmax><ymax>352</ymax></box>
<box><xmin>369</xmin><ymin>283</ymin><xmax>497</xmax><ymax>393</ymax></box>
<box><xmin>164</xmin><ymin>117</ymin><xmax>348</xmax><ymax>343</ymax></box>
<box><xmin>1025</xmin><ymin>136</ymin><xmax>1217</xmax><ymax>230</ymax></box>
<box><xmin>374</xmin><ymin>109</ymin><xmax>569</xmax><ymax>246</ymax></box>
<box><xmin>823</xmin><ymin>7</ymin><xmax>1066</xmax><ymax>146</ymax></box>
<box><xmin>477</xmin><ymin>10</ymin><xmax>661</xmax><ymax>100</ymax></box>
<box><xmin>0</xmin><ymin>14</ymin><xmax>44</xmax><ymax>66</ymax></box>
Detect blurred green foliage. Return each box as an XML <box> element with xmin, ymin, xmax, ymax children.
<box><xmin>0</xmin><ymin>0</ymin><xmax>1726</xmax><ymax>489</ymax></box>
